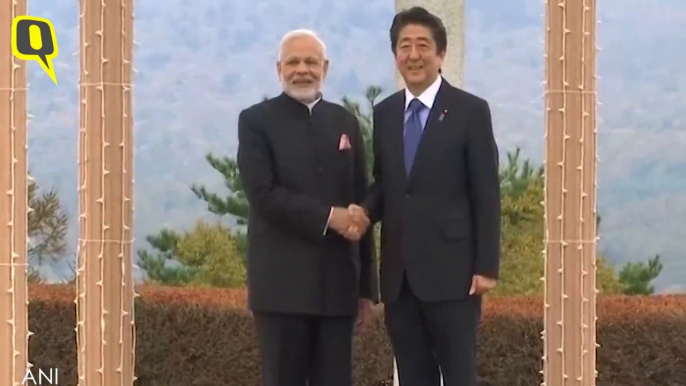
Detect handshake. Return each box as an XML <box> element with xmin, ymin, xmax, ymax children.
<box><xmin>328</xmin><ymin>204</ymin><xmax>371</xmax><ymax>241</ymax></box>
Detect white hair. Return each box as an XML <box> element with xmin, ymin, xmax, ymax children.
<box><xmin>278</xmin><ymin>29</ymin><xmax>327</xmax><ymax>61</ymax></box>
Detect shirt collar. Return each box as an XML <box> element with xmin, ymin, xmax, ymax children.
<box><xmin>299</xmin><ymin>91</ymin><xmax>323</xmax><ymax>112</ymax></box>
<box><xmin>305</xmin><ymin>95</ymin><xmax>321</xmax><ymax>112</ymax></box>
<box><xmin>281</xmin><ymin>91</ymin><xmax>322</xmax><ymax>113</ymax></box>
<box><xmin>404</xmin><ymin>75</ymin><xmax>442</xmax><ymax>110</ymax></box>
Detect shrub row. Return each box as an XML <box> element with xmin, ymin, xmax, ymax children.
<box><xmin>27</xmin><ymin>285</ymin><xmax>686</xmax><ymax>385</ymax></box>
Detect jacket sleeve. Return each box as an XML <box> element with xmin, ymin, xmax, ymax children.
<box><xmin>362</xmin><ymin>106</ymin><xmax>384</xmax><ymax>224</ymax></box>
<box><xmin>351</xmin><ymin>114</ymin><xmax>380</xmax><ymax>303</ymax></box>
<box><xmin>466</xmin><ymin>99</ymin><xmax>501</xmax><ymax>279</ymax></box>
<box><xmin>237</xmin><ymin>108</ymin><xmax>331</xmax><ymax>242</ymax></box>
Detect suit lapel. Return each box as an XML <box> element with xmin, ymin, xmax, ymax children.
<box><xmin>388</xmin><ymin>92</ymin><xmax>409</xmax><ymax>188</ymax></box>
<box><xmin>407</xmin><ymin>81</ymin><xmax>449</xmax><ymax>185</ymax></box>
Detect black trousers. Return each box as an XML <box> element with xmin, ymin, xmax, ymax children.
<box><xmin>253</xmin><ymin>312</ymin><xmax>356</xmax><ymax>386</ymax></box>
<box><xmin>384</xmin><ymin>275</ymin><xmax>482</xmax><ymax>386</ymax></box>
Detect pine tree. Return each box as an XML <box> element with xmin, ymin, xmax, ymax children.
<box><xmin>190</xmin><ymin>153</ymin><xmax>249</xmax><ymax>256</ymax></box>
<box><xmin>499</xmin><ymin>147</ymin><xmax>543</xmax><ymax>196</ymax></box>
<box><xmin>341</xmin><ymin>85</ymin><xmax>382</xmax><ymax>179</ymax></box>
<box><xmin>26</xmin><ymin>176</ymin><xmax>69</xmax><ymax>282</ymax></box>
<box><xmin>190</xmin><ymin>153</ymin><xmax>248</xmax><ymax>224</ymax></box>
<box><xmin>618</xmin><ymin>254</ymin><xmax>663</xmax><ymax>295</ymax></box>
<box><xmin>136</xmin><ymin>229</ymin><xmax>197</xmax><ymax>286</ymax></box>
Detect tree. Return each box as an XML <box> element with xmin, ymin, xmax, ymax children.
<box><xmin>190</xmin><ymin>153</ymin><xmax>249</xmax><ymax>256</ymax></box>
<box><xmin>137</xmin><ymin>229</ymin><xmax>197</xmax><ymax>286</ymax></box>
<box><xmin>137</xmin><ymin>220</ymin><xmax>245</xmax><ymax>288</ymax></box>
<box><xmin>618</xmin><ymin>254</ymin><xmax>663</xmax><ymax>295</ymax></box>
<box><xmin>190</xmin><ymin>154</ymin><xmax>248</xmax><ymax>224</ymax></box>
<box><xmin>175</xmin><ymin>220</ymin><xmax>246</xmax><ymax>288</ymax></box>
<box><xmin>342</xmin><ymin>85</ymin><xmax>381</xmax><ymax>179</ymax></box>
<box><xmin>490</xmin><ymin>149</ymin><xmax>623</xmax><ymax>297</ymax></box>
<box><xmin>26</xmin><ymin>176</ymin><xmax>69</xmax><ymax>281</ymax></box>
<box><xmin>493</xmin><ymin>171</ymin><xmax>545</xmax><ymax>296</ymax></box>
<box><xmin>499</xmin><ymin>147</ymin><xmax>543</xmax><ymax>196</ymax></box>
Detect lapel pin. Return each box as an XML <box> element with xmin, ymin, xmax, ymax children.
<box><xmin>438</xmin><ymin>109</ymin><xmax>448</xmax><ymax>121</ymax></box>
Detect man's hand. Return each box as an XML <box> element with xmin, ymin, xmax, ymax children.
<box><xmin>329</xmin><ymin>205</ymin><xmax>370</xmax><ymax>241</ymax></box>
<box><xmin>329</xmin><ymin>207</ymin><xmax>355</xmax><ymax>239</ymax></box>
<box><xmin>347</xmin><ymin>204</ymin><xmax>370</xmax><ymax>236</ymax></box>
<box><xmin>469</xmin><ymin>275</ymin><xmax>497</xmax><ymax>295</ymax></box>
<box><xmin>355</xmin><ymin>298</ymin><xmax>374</xmax><ymax>334</ymax></box>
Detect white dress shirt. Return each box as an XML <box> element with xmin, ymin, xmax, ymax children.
<box><xmin>404</xmin><ymin>74</ymin><xmax>443</xmax><ymax>131</ymax></box>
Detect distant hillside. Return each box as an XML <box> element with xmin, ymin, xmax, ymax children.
<box><xmin>24</xmin><ymin>0</ymin><xmax>685</xmax><ymax>291</ymax></box>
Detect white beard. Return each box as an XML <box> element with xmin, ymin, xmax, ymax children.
<box><xmin>280</xmin><ymin>74</ymin><xmax>324</xmax><ymax>103</ymax></box>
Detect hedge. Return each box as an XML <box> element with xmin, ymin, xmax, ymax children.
<box><xmin>27</xmin><ymin>284</ymin><xmax>686</xmax><ymax>385</ymax></box>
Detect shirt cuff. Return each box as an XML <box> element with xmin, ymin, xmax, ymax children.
<box><xmin>323</xmin><ymin>206</ymin><xmax>334</xmax><ymax>235</ymax></box>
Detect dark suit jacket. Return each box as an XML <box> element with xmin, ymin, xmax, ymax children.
<box><xmin>237</xmin><ymin>92</ymin><xmax>379</xmax><ymax>316</ymax></box>
<box><xmin>363</xmin><ymin>78</ymin><xmax>501</xmax><ymax>303</ymax></box>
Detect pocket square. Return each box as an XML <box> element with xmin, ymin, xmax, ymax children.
<box><xmin>338</xmin><ymin>134</ymin><xmax>351</xmax><ymax>150</ymax></box>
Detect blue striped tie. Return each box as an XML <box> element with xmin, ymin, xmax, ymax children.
<box><xmin>404</xmin><ymin>98</ymin><xmax>425</xmax><ymax>175</ymax></box>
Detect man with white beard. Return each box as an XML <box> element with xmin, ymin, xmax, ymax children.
<box><xmin>237</xmin><ymin>29</ymin><xmax>379</xmax><ymax>386</ymax></box>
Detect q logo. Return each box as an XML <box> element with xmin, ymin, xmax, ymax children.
<box><xmin>11</xmin><ymin>16</ymin><xmax>59</xmax><ymax>84</ymax></box>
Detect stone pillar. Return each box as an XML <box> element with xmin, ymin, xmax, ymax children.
<box><xmin>0</xmin><ymin>1</ymin><xmax>30</xmax><ymax>385</ymax></box>
<box><xmin>543</xmin><ymin>0</ymin><xmax>598</xmax><ymax>385</ymax></box>
<box><xmin>76</xmin><ymin>0</ymin><xmax>137</xmax><ymax>384</ymax></box>
<box><xmin>395</xmin><ymin>0</ymin><xmax>464</xmax><ymax>88</ymax></box>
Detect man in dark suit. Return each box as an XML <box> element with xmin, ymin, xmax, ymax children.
<box><xmin>355</xmin><ymin>7</ymin><xmax>501</xmax><ymax>386</ymax></box>
<box><xmin>237</xmin><ymin>29</ymin><xmax>379</xmax><ymax>386</ymax></box>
